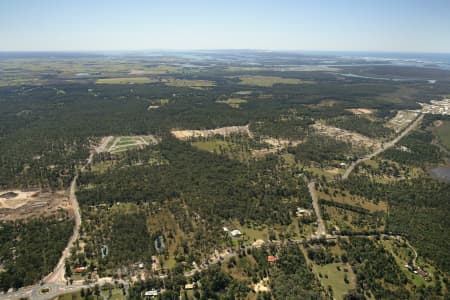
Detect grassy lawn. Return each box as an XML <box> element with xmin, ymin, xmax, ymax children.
<box><xmin>96</xmin><ymin>77</ymin><xmax>157</xmax><ymax>84</ymax></box>
<box><xmin>55</xmin><ymin>290</ymin><xmax>83</xmax><ymax>300</ymax></box>
<box><xmin>312</xmin><ymin>262</ymin><xmax>356</xmax><ymax>300</ymax></box>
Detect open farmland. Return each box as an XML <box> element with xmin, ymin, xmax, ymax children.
<box><xmin>234</xmin><ymin>75</ymin><xmax>313</xmax><ymax>87</ymax></box>
<box><xmin>96</xmin><ymin>77</ymin><xmax>158</xmax><ymax>84</ymax></box>
<box><xmin>129</xmin><ymin>65</ymin><xmax>182</xmax><ymax>75</ymax></box>
<box><xmin>165</xmin><ymin>78</ymin><xmax>215</xmax><ymax>88</ymax></box>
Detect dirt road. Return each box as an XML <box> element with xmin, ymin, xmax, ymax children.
<box><xmin>308</xmin><ymin>181</ymin><xmax>326</xmax><ymax>236</ymax></box>
<box><xmin>342</xmin><ymin>114</ymin><xmax>424</xmax><ymax>180</ymax></box>
<box><xmin>45</xmin><ymin>137</ymin><xmax>111</xmax><ymax>283</ymax></box>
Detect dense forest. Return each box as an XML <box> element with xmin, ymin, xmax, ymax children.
<box><xmin>336</xmin><ymin>176</ymin><xmax>450</xmax><ymax>276</ymax></box>
<box><xmin>1</xmin><ymin>55</ymin><xmax>450</xmax><ymax>298</ymax></box>
<box><xmin>0</xmin><ymin>215</ymin><xmax>73</xmax><ymax>291</ymax></box>
<box><xmin>78</xmin><ymin>137</ymin><xmax>312</xmax><ymax>226</ymax></box>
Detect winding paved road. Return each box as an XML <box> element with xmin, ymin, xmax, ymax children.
<box><xmin>342</xmin><ymin>114</ymin><xmax>424</xmax><ymax>180</ymax></box>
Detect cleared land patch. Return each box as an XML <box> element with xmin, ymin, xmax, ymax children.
<box><xmin>312</xmin><ymin>262</ymin><xmax>356</xmax><ymax>300</ymax></box>
<box><xmin>129</xmin><ymin>65</ymin><xmax>182</xmax><ymax>75</ymax></box>
<box><xmin>165</xmin><ymin>78</ymin><xmax>215</xmax><ymax>88</ymax></box>
<box><xmin>97</xmin><ymin>135</ymin><xmax>159</xmax><ymax>154</ymax></box>
<box><xmin>311</xmin><ymin>122</ymin><xmax>381</xmax><ymax>150</ymax></box>
<box><xmin>171</xmin><ymin>125</ymin><xmax>250</xmax><ymax>140</ymax></box>
<box><xmin>0</xmin><ymin>189</ymin><xmax>70</xmax><ymax>221</ymax></box>
<box><xmin>386</xmin><ymin>110</ymin><xmax>419</xmax><ymax>133</ymax></box>
<box><xmin>432</xmin><ymin>120</ymin><xmax>450</xmax><ymax>150</ymax></box>
<box><xmin>95</xmin><ymin>77</ymin><xmax>158</xmax><ymax>84</ymax></box>
<box><xmin>317</xmin><ymin>187</ymin><xmax>388</xmax><ymax>213</ymax></box>
<box><xmin>217</xmin><ymin>98</ymin><xmax>248</xmax><ymax>108</ymax></box>
<box><xmin>346</xmin><ymin>108</ymin><xmax>374</xmax><ymax>115</ymax></box>
<box><xmin>233</xmin><ymin>75</ymin><xmax>312</xmax><ymax>87</ymax></box>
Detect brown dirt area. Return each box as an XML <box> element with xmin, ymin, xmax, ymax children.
<box><xmin>252</xmin><ymin>138</ymin><xmax>302</xmax><ymax>157</ymax></box>
<box><xmin>346</xmin><ymin>108</ymin><xmax>374</xmax><ymax>115</ymax></box>
<box><xmin>311</xmin><ymin>122</ymin><xmax>381</xmax><ymax>150</ymax></box>
<box><xmin>171</xmin><ymin>125</ymin><xmax>251</xmax><ymax>140</ymax></box>
<box><xmin>0</xmin><ymin>189</ymin><xmax>71</xmax><ymax>221</ymax></box>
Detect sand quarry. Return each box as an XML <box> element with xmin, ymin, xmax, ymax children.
<box><xmin>0</xmin><ymin>189</ymin><xmax>70</xmax><ymax>221</ymax></box>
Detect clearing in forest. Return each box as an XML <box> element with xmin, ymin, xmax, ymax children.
<box><xmin>217</xmin><ymin>98</ymin><xmax>248</xmax><ymax>108</ymax></box>
<box><xmin>164</xmin><ymin>78</ymin><xmax>215</xmax><ymax>88</ymax></box>
<box><xmin>98</xmin><ymin>135</ymin><xmax>159</xmax><ymax>154</ymax></box>
<box><xmin>316</xmin><ymin>187</ymin><xmax>388</xmax><ymax>213</ymax></box>
<box><xmin>129</xmin><ymin>65</ymin><xmax>182</xmax><ymax>75</ymax></box>
<box><xmin>386</xmin><ymin>110</ymin><xmax>419</xmax><ymax>133</ymax></box>
<box><xmin>171</xmin><ymin>125</ymin><xmax>251</xmax><ymax>140</ymax></box>
<box><xmin>433</xmin><ymin>120</ymin><xmax>450</xmax><ymax>150</ymax></box>
<box><xmin>0</xmin><ymin>189</ymin><xmax>70</xmax><ymax>221</ymax></box>
<box><xmin>312</xmin><ymin>262</ymin><xmax>356</xmax><ymax>300</ymax></box>
<box><xmin>233</xmin><ymin>75</ymin><xmax>312</xmax><ymax>87</ymax></box>
<box><xmin>346</xmin><ymin>108</ymin><xmax>374</xmax><ymax>115</ymax></box>
<box><xmin>95</xmin><ymin>77</ymin><xmax>158</xmax><ymax>84</ymax></box>
<box><xmin>311</xmin><ymin>122</ymin><xmax>381</xmax><ymax>150</ymax></box>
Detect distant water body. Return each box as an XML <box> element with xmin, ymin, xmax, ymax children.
<box><xmin>325</xmin><ymin>51</ymin><xmax>450</xmax><ymax>70</ymax></box>
<box><xmin>429</xmin><ymin>167</ymin><xmax>450</xmax><ymax>183</ymax></box>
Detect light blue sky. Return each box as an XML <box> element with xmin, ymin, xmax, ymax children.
<box><xmin>1</xmin><ymin>0</ymin><xmax>449</xmax><ymax>52</ymax></box>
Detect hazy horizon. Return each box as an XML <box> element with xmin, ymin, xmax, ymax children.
<box><xmin>1</xmin><ymin>0</ymin><xmax>450</xmax><ymax>53</ymax></box>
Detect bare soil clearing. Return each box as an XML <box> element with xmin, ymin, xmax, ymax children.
<box><xmin>95</xmin><ymin>135</ymin><xmax>159</xmax><ymax>154</ymax></box>
<box><xmin>311</xmin><ymin>122</ymin><xmax>381</xmax><ymax>150</ymax></box>
<box><xmin>386</xmin><ymin>110</ymin><xmax>419</xmax><ymax>133</ymax></box>
<box><xmin>0</xmin><ymin>189</ymin><xmax>70</xmax><ymax>221</ymax></box>
<box><xmin>171</xmin><ymin>125</ymin><xmax>251</xmax><ymax>140</ymax></box>
<box><xmin>346</xmin><ymin>108</ymin><xmax>374</xmax><ymax>115</ymax></box>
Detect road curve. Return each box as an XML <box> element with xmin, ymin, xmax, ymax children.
<box><xmin>342</xmin><ymin>114</ymin><xmax>424</xmax><ymax>180</ymax></box>
<box><xmin>0</xmin><ymin>138</ymin><xmax>110</xmax><ymax>300</ymax></box>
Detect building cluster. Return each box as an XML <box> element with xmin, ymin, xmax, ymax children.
<box><xmin>418</xmin><ymin>99</ymin><xmax>450</xmax><ymax>115</ymax></box>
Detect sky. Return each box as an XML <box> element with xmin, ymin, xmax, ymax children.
<box><xmin>1</xmin><ymin>0</ymin><xmax>450</xmax><ymax>53</ymax></box>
